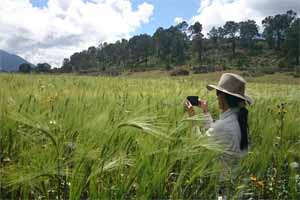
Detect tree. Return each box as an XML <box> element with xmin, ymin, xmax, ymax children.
<box><xmin>61</xmin><ymin>58</ymin><xmax>73</xmax><ymax>72</ymax></box>
<box><xmin>128</xmin><ymin>34</ymin><xmax>154</xmax><ymax>67</ymax></box>
<box><xmin>19</xmin><ymin>63</ymin><xmax>32</xmax><ymax>73</ymax></box>
<box><xmin>217</xmin><ymin>27</ymin><xmax>226</xmax><ymax>39</ymax></box>
<box><xmin>208</xmin><ymin>26</ymin><xmax>219</xmax><ymax>44</ymax></box>
<box><xmin>262</xmin><ymin>10</ymin><xmax>297</xmax><ymax>50</ymax></box>
<box><xmin>284</xmin><ymin>18</ymin><xmax>300</xmax><ymax>65</ymax></box>
<box><xmin>223</xmin><ymin>21</ymin><xmax>239</xmax><ymax>54</ymax></box>
<box><xmin>170</xmin><ymin>25</ymin><xmax>189</xmax><ymax>64</ymax></box>
<box><xmin>239</xmin><ymin>20</ymin><xmax>259</xmax><ymax>48</ymax></box>
<box><xmin>189</xmin><ymin>22</ymin><xmax>204</xmax><ymax>61</ymax></box>
<box><xmin>175</xmin><ymin>21</ymin><xmax>189</xmax><ymax>32</ymax></box>
<box><xmin>35</xmin><ymin>63</ymin><xmax>51</xmax><ymax>73</ymax></box>
<box><xmin>189</xmin><ymin>22</ymin><xmax>202</xmax><ymax>35</ymax></box>
<box><xmin>153</xmin><ymin>26</ymin><xmax>188</xmax><ymax>65</ymax></box>
<box><xmin>153</xmin><ymin>27</ymin><xmax>171</xmax><ymax>64</ymax></box>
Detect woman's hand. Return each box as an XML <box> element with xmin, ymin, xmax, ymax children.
<box><xmin>184</xmin><ymin>101</ymin><xmax>196</xmax><ymax>116</ymax></box>
<box><xmin>184</xmin><ymin>99</ymin><xmax>209</xmax><ymax>116</ymax></box>
<box><xmin>199</xmin><ymin>99</ymin><xmax>209</xmax><ymax>114</ymax></box>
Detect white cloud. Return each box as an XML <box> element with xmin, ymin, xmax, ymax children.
<box><xmin>192</xmin><ymin>0</ymin><xmax>300</xmax><ymax>36</ymax></box>
<box><xmin>174</xmin><ymin>17</ymin><xmax>184</xmax><ymax>25</ymax></box>
<box><xmin>0</xmin><ymin>0</ymin><xmax>154</xmax><ymax>67</ymax></box>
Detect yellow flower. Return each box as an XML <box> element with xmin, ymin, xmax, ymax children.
<box><xmin>257</xmin><ymin>181</ymin><xmax>264</xmax><ymax>188</ymax></box>
<box><xmin>250</xmin><ymin>176</ymin><xmax>257</xmax><ymax>182</ymax></box>
<box><xmin>49</xmin><ymin>120</ymin><xmax>57</xmax><ymax>125</ymax></box>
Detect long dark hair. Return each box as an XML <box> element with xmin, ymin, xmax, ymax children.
<box><xmin>224</xmin><ymin>93</ymin><xmax>249</xmax><ymax>150</ymax></box>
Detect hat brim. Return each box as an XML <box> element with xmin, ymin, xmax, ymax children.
<box><xmin>207</xmin><ymin>84</ymin><xmax>254</xmax><ymax>105</ymax></box>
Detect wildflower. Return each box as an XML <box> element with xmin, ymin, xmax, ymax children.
<box><xmin>257</xmin><ymin>181</ymin><xmax>264</xmax><ymax>188</ymax></box>
<box><xmin>3</xmin><ymin>157</ymin><xmax>11</xmax><ymax>162</ymax></box>
<box><xmin>290</xmin><ymin>162</ymin><xmax>299</xmax><ymax>169</ymax></box>
<box><xmin>282</xmin><ymin>108</ymin><xmax>287</xmax><ymax>114</ymax></box>
<box><xmin>276</xmin><ymin>136</ymin><xmax>281</xmax><ymax>140</ymax></box>
<box><xmin>250</xmin><ymin>176</ymin><xmax>257</xmax><ymax>182</ymax></box>
<box><xmin>49</xmin><ymin>120</ymin><xmax>57</xmax><ymax>125</ymax></box>
<box><xmin>39</xmin><ymin>85</ymin><xmax>46</xmax><ymax>91</ymax></box>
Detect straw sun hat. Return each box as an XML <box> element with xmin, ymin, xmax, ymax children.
<box><xmin>207</xmin><ymin>73</ymin><xmax>254</xmax><ymax>105</ymax></box>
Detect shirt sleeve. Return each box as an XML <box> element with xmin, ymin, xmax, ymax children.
<box><xmin>203</xmin><ymin>112</ymin><xmax>213</xmax><ymax>129</ymax></box>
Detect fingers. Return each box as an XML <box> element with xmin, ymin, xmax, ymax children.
<box><xmin>184</xmin><ymin>100</ymin><xmax>195</xmax><ymax>116</ymax></box>
<box><xmin>185</xmin><ymin>101</ymin><xmax>193</xmax><ymax>109</ymax></box>
<box><xmin>199</xmin><ymin>99</ymin><xmax>209</xmax><ymax>113</ymax></box>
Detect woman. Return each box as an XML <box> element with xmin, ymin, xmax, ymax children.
<box><xmin>185</xmin><ymin>73</ymin><xmax>253</xmax><ymax>158</ymax></box>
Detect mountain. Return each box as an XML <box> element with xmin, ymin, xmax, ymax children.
<box><xmin>0</xmin><ymin>50</ymin><xmax>31</xmax><ymax>72</ymax></box>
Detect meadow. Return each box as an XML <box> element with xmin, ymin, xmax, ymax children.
<box><xmin>0</xmin><ymin>73</ymin><xmax>299</xmax><ymax>199</ymax></box>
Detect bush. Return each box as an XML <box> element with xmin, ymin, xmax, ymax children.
<box><xmin>192</xmin><ymin>65</ymin><xmax>222</xmax><ymax>74</ymax></box>
<box><xmin>34</xmin><ymin>63</ymin><xmax>52</xmax><ymax>73</ymax></box>
<box><xmin>292</xmin><ymin>66</ymin><xmax>300</xmax><ymax>78</ymax></box>
<box><xmin>240</xmin><ymin>71</ymin><xmax>251</xmax><ymax>77</ymax></box>
<box><xmin>254</xmin><ymin>41</ymin><xmax>268</xmax><ymax>51</ymax></box>
<box><xmin>165</xmin><ymin>65</ymin><xmax>173</xmax><ymax>71</ymax></box>
<box><xmin>277</xmin><ymin>58</ymin><xmax>289</xmax><ymax>68</ymax></box>
<box><xmin>260</xmin><ymin>67</ymin><xmax>278</xmax><ymax>74</ymax></box>
<box><xmin>129</xmin><ymin>68</ymin><xmax>147</xmax><ymax>72</ymax></box>
<box><xmin>170</xmin><ymin>69</ymin><xmax>189</xmax><ymax>76</ymax></box>
<box><xmin>105</xmin><ymin>69</ymin><xmax>121</xmax><ymax>76</ymax></box>
<box><xmin>192</xmin><ymin>66</ymin><xmax>209</xmax><ymax>74</ymax></box>
<box><xmin>245</xmin><ymin>68</ymin><xmax>264</xmax><ymax>77</ymax></box>
<box><xmin>18</xmin><ymin>63</ymin><xmax>32</xmax><ymax>73</ymax></box>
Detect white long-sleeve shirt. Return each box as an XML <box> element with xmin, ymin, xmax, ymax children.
<box><xmin>203</xmin><ymin>108</ymin><xmax>247</xmax><ymax>158</ymax></box>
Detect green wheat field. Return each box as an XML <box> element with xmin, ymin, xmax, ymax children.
<box><xmin>0</xmin><ymin>73</ymin><xmax>300</xmax><ymax>199</ymax></box>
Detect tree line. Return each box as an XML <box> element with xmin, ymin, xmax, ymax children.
<box><xmin>19</xmin><ymin>10</ymin><xmax>299</xmax><ymax>73</ymax></box>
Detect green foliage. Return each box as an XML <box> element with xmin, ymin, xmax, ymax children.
<box><xmin>239</xmin><ymin>20</ymin><xmax>259</xmax><ymax>48</ymax></box>
<box><xmin>189</xmin><ymin>22</ymin><xmax>204</xmax><ymax>61</ymax></box>
<box><xmin>223</xmin><ymin>21</ymin><xmax>239</xmax><ymax>54</ymax></box>
<box><xmin>262</xmin><ymin>10</ymin><xmax>297</xmax><ymax>50</ymax></box>
<box><xmin>34</xmin><ymin>63</ymin><xmax>52</xmax><ymax>73</ymax></box>
<box><xmin>277</xmin><ymin>58</ymin><xmax>290</xmax><ymax>68</ymax></box>
<box><xmin>128</xmin><ymin>34</ymin><xmax>154</xmax><ymax>67</ymax></box>
<box><xmin>284</xmin><ymin>18</ymin><xmax>300</xmax><ymax>65</ymax></box>
<box><xmin>18</xmin><ymin>63</ymin><xmax>32</xmax><ymax>73</ymax></box>
<box><xmin>254</xmin><ymin>41</ymin><xmax>269</xmax><ymax>51</ymax></box>
<box><xmin>57</xmin><ymin>10</ymin><xmax>299</xmax><ymax>73</ymax></box>
<box><xmin>153</xmin><ymin>24</ymin><xmax>189</xmax><ymax>65</ymax></box>
<box><xmin>208</xmin><ymin>27</ymin><xmax>219</xmax><ymax>44</ymax></box>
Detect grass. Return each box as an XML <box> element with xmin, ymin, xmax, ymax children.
<box><xmin>124</xmin><ymin>69</ymin><xmax>300</xmax><ymax>85</ymax></box>
<box><xmin>0</xmin><ymin>73</ymin><xmax>300</xmax><ymax>199</ymax></box>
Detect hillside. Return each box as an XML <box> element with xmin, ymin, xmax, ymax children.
<box><xmin>60</xmin><ymin>10</ymin><xmax>299</xmax><ymax>75</ymax></box>
<box><xmin>0</xmin><ymin>49</ymin><xmax>30</xmax><ymax>72</ymax></box>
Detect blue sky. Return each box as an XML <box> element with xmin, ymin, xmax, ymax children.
<box><xmin>30</xmin><ymin>0</ymin><xmax>200</xmax><ymax>36</ymax></box>
<box><xmin>132</xmin><ymin>0</ymin><xmax>200</xmax><ymax>35</ymax></box>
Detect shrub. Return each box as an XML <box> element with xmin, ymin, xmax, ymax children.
<box><xmin>260</xmin><ymin>67</ymin><xmax>278</xmax><ymax>74</ymax></box>
<box><xmin>192</xmin><ymin>65</ymin><xmax>222</xmax><ymax>74</ymax></box>
<box><xmin>105</xmin><ymin>69</ymin><xmax>121</xmax><ymax>76</ymax></box>
<box><xmin>254</xmin><ymin>41</ymin><xmax>268</xmax><ymax>51</ymax></box>
<box><xmin>165</xmin><ymin>65</ymin><xmax>173</xmax><ymax>71</ymax></box>
<box><xmin>18</xmin><ymin>63</ymin><xmax>32</xmax><ymax>73</ymax></box>
<box><xmin>170</xmin><ymin>69</ymin><xmax>189</xmax><ymax>76</ymax></box>
<box><xmin>277</xmin><ymin>58</ymin><xmax>289</xmax><ymax>68</ymax></box>
<box><xmin>293</xmin><ymin>66</ymin><xmax>300</xmax><ymax>78</ymax></box>
<box><xmin>240</xmin><ymin>71</ymin><xmax>251</xmax><ymax>77</ymax></box>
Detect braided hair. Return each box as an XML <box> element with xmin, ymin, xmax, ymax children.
<box><xmin>224</xmin><ymin>93</ymin><xmax>249</xmax><ymax>150</ymax></box>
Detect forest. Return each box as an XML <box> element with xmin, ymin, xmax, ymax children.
<box><xmin>55</xmin><ymin>10</ymin><xmax>299</xmax><ymax>74</ymax></box>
